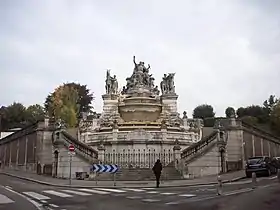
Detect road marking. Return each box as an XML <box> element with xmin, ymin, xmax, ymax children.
<box><xmin>4</xmin><ymin>187</ymin><xmax>42</xmax><ymax>210</ymax></box>
<box><xmin>122</xmin><ymin>188</ymin><xmax>145</xmax><ymax>192</ymax></box>
<box><xmin>146</xmin><ymin>191</ymin><xmax>159</xmax><ymax>194</ymax></box>
<box><xmin>166</xmin><ymin>201</ymin><xmax>180</xmax><ymax>205</ymax></box>
<box><xmin>142</xmin><ymin>198</ymin><xmax>160</xmax><ymax>202</ymax></box>
<box><xmin>43</xmin><ymin>190</ymin><xmax>73</xmax><ymax>198</ymax></box>
<box><xmin>0</xmin><ymin>194</ymin><xmax>14</xmax><ymax>204</ymax></box>
<box><xmin>224</xmin><ymin>188</ymin><xmax>253</xmax><ymax>196</ymax></box>
<box><xmin>23</xmin><ymin>192</ymin><xmax>51</xmax><ymax>200</ymax></box>
<box><xmin>127</xmin><ymin>196</ymin><xmax>142</xmax><ymax>199</ymax></box>
<box><xmin>49</xmin><ymin>204</ymin><xmax>59</xmax><ymax>208</ymax></box>
<box><xmin>142</xmin><ymin>188</ymin><xmax>155</xmax><ymax>190</ymax></box>
<box><xmin>77</xmin><ymin>189</ymin><xmax>110</xmax><ymax>195</ymax></box>
<box><xmin>179</xmin><ymin>194</ymin><xmax>196</xmax><ymax>197</ymax></box>
<box><xmin>96</xmin><ymin>188</ymin><xmax>126</xmax><ymax>193</ymax></box>
<box><xmin>161</xmin><ymin>192</ymin><xmax>176</xmax><ymax>195</ymax></box>
<box><xmin>269</xmin><ymin>176</ymin><xmax>277</xmax><ymax>180</ymax></box>
<box><xmin>61</xmin><ymin>190</ymin><xmax>91</xmax><ymax>196</ymax></box>
<box><xmin>4</xmin><ymin>186</ymin><xmax>12</xmax><ymax>189</ymax></box>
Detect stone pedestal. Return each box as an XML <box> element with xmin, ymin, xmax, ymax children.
<box><xmin>173</xmin><ymin>144</ymin><xmax>181</xmax><ymax>169</ymax></box>
<box><xmin>161</xmin><ymin>94</ymin><xmax>178</xmax><ymax>114</ymax></box>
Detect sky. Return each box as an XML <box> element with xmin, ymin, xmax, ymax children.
<box><xmin>1</xmin><ymin>0</ymin><xmax>280</xmax><ymax>117</ymax></box>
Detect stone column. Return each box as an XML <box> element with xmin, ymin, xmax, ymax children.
<box><xmin>97</xmin><ymin>144</ymin><xmax>105</xmax><ymax>164</ymax></box>
<box><xmin>24</xmin><ymin>137</ymin><xmax>28</xmax><ymax>171</ymax></box>
<box><xmin>112</xmin><ymin>121</ymin><xmax>118</xmax><ymax>141</ymax></box>
<box><xmin>252</xmin><ymin>135</ymin><xmax>255</xmax><ymax>157</ymax></box>
<box><xmin>261</xmin><ymin>138</ymin><xmax>264</xmax><ymax>156</ymax></box>
<box><xmin>16</xmin><ymin>140</ymin><xmax>19</xmax><ymax>168</ymax></box>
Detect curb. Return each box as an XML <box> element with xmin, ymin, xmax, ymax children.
<box><xmin>0</xmin><ymin>172</ymin><xmax>246</xmax><ymax>189</ymax></box>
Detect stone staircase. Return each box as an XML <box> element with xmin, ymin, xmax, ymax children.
<box><xmin>180</xmin><ymin>131</ymin><xmax>218</xmax><ymax>164</ymax></box>
<box><xmin>53</xmin><ymin>130</ymin><xmax>99</xmax><ymax>164</ymax></box>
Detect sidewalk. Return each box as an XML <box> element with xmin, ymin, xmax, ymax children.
<box><xmin>0</xmin><ymin>169</ymin><xmax>246</xmax><ymax>188</ymax></box>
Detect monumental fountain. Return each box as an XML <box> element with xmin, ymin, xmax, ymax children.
<box><xmin>79</xmin><ymin>56</ymin><xmax>203</xmax><ymax>169</ymax></box>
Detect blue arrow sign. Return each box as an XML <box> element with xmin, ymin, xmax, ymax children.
<box><xmin>91</xmin><ymin>164</ymin><xmax>119</xmax><ymax>173</ymax></box>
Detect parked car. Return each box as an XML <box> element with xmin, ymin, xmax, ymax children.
<box><xmin>245</xmin><ymin>156</ymin><xmax>277</xmax><ymax>178</ymax></box>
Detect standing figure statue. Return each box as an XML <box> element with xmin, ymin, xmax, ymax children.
<box><xmin>105</xmin><ymin>70</ymin><xmax>112</xmax><ymax>94</ymax></box>
<box><xmin>160</xmin><ymin>73</ymin><xmax>176</xmax><ymax>95</ymax></box>
<box><xmin>160</xmin><ymin>74</ymin><xmax>168</xmax><ymax>94</ymax></box>
<box><xmin>167</xmin><ymin>73</ymin><xmax>175</xmax><ymax>93</ymax></box>
<box><xmin>111</xmin><ymin>75</ymin><xmax>118</xmax><ymax>94</ymax></box>
<box><xmin>105</xmin><ymin>70</ymin><xmax>118</xmax><ymax>94</ymax></box>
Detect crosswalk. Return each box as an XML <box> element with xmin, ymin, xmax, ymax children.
<box><xmin>19</xmin><ymin>187</ymin><xmax>199</xmax><ymax>205</ymax></box>
<box><xmin>0</xmin><ymin>194</ymin><xmax>14</xmax><ymax>204</ymax></box>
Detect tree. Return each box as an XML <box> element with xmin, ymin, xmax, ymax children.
<box><xmin>263</xmin><ymin>95</ymin><xmax>278</xmax><ymax>116</ymax></box>
<box><xmin>193</xmin><ymin>104</ymin><xmax>215</xmax><ymax>119</ymax></box>
<box><xmin>225</xmin><ymin>107</ymin><xmax>235</xmax><ymax>118</ymax></box>
<box><xmin>270</xmin><ymin>100</ymin><xmax>280</xmax><ymax>135</ymax></box>
<box><xmin>0</xmin><ymin>103</ymin><xmax>27</xmax><ymax>129</ymax></box>
<box><xmin>45</xmin><ymin>83</ymin><xmax>94</xmax><ymax>118</ymax></box>
<box><xmin>44</xmin><ymin>83</ymin><xmax>93</xmax><ymax>127</ymax></box>
<box><xmin>25</xmin><ymin>104</ymin><xmax>45</xmax><ymax>124</ymax></box>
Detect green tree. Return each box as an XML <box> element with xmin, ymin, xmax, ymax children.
<box><xmin>25</xmin><ymin>104</ymin><xmax>45</xmax><ymax>124</ymax></box>
<box><xmin>270</xmin><ymin>100</ymin><xmax>280</xmax><ymax>135</ymax></box>
<box><xmin>225</xmin><ymin>107</ymin><xmax>235</xmax><ymax>118</ymax></box>
<box><xmin>193</xmin><ymin>104</ymin><xmax>215</xmax><ymax>119</ymax></box>
<box><xmin>0</xmin><ymin>103</ymin><xmax>27</xmax><ymax>129</ymax></box>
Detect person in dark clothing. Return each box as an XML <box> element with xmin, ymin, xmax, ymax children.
<box><xmin>152</xmin><ymin>159</ymin><xmax>162</xmax><ymax>188</ymax></box>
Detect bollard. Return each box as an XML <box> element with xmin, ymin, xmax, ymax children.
<box><xmin>217</xmin><ymin>175</ymin><xmax>222</xmax><ymax>195</ymax></box>
<box><xmin>252</xmin><ymin>172</ymin><xmax>257</xmax><ymax>189</ymax></box>
<box><xmin>277</xmin><ymin>169</ymin><xmax>280</xmax><ymax>183</ymax></box>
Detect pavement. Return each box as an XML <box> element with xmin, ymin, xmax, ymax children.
<box><xmin>0</xmin><ymin>169</ymin><xmax>246</xmax><ymax>188</ymax></box>
<box><xmin>0</xmin><ymin>173</ymin><xmax>278</xmax><ymax>210</ymax></box>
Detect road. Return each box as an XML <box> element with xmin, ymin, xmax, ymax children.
<box><xmin>0</xmin><ymin>174</ymin><xmax>278</xmax><ymax>210</ymax></box>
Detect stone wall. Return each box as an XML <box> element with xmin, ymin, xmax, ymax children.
<box><xmin>184</xmin><ymin>143</ymin><xmax>220</xmax><ymax>178</ymax></box>
<box><xmin>55</xmin><ymin>144</ymin><xmax>91</xmax><ymax>179</ymax></box>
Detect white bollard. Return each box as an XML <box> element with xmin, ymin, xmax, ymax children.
<box><xmin>217</xmin><ymin>175</ymin><xmax>222</xmax><ymax>195</ymax></box>
<box><xmin>252</xmin><ymin>172</ymin><xmax>257</xmax><ymax>189</ymax></box>
<box><xmin>277</xmin><ymin>169</ymin><xmax>280</xmax><ymax>183</ymax></box>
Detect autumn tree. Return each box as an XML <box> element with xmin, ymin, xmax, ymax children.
<box><xmin>44</xmin><ymin>83</ymin><xmax>94</xmax><ymax>127</ymax></box>
<box><xmin>193</xmin><ymin>104</ymin><xmax>215</xmax><ymax>119</ymax></box>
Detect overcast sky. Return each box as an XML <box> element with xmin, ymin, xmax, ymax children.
<box><xmin>1</xmin><ymin>0</ymin><xmax>280</xmax><ymax>117</ymax></box>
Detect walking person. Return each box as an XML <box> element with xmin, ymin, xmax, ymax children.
<box><xmin>152</xmin><ymin>159</ymin><xmax>162</xmax><ymax>188</ymax></box>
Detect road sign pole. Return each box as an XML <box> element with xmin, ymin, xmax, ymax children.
<box><xmin>69</xmin><ymin>155</ymin><xmax>72</xmax><ymax>185</ymax></box>
<box><xmin>113</xmin><ymin>173</ymin><xmax>116</xmax><ymax>186</ymax></box>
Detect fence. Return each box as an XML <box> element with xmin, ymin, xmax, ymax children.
<box><xmin>104</xmin><ymin>149</ymin><xmax>174</xmax><ymax>168</ymax></box>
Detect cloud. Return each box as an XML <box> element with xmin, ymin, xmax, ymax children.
<box><xmin>1</xmin><ymin>0</ymin><xmax>280</xmax><ymax>117</ymax></box>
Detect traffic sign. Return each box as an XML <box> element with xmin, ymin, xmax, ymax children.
<box><xmin>68</xmin><ymin>144</ymin><xmax>75</xmax><ymax>152</ymax></box>
<box><xmin>91</xmin><ymin>164</ymin><xmax>119</xmax><ymax>173</ymax></box>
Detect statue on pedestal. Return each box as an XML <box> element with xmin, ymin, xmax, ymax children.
<box><xmin>160</xmin><ymin>73</ymin><xmax>176</xmax><ymax>95</ymax></box>
<box><xmin>105</xmin><ymin>70</ymin><xmax>118</xmax><ymax>94</ymax></box>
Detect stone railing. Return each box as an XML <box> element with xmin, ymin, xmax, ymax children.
<box><xmin>104</xmin><ymin>149</ymin><xmax>174</xmax><ymax>168</ymax></box>
<box><xmin>181</xmin><ymin>131</ymin><xmax>218</xmax><ymax>160</ymax></box>
<box><xmin>54</xmin><ymin>130</ymin><xmax>98</xmax><ymax>161</ymax></box>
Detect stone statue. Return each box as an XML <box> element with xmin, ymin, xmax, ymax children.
<box><xmin>105</xmin><ymin>70</ymin><xmax>118</xmax><ymax>94</ymax></box>
<box><xmin>183</xmin><ymin>111</ymin><xmax>187</xmax><ymax>119</ymax></box>
<box><xmin>111</xmin><ymin>75</ymin><xmax>118</xmax><ymax>94</ymax></box>
<box><xmin>160</xmin><ymin>73</ymin><xmax>176</xmax><ymax>95</ymax></box>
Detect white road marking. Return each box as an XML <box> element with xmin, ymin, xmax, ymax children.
<box><xmin>161</xmin><ymin>192</ymin><xmax>176</xmax><ymax>195</ymax></box>
<box><xmin>122</xmin><ymin>188</ymin><xmax>145</xmax><ymax>192</ymax></box>
<box><xmin>166</xmin><ymin>201</ymin><xmax>180</xmax><ymax>205</ymax></box>
<box><xmin>4</xmin><ymin>186</ymin><xmax>12</xmax><ymax>189</ymax></box>
<box><xmin>146</xmin><ymin>191</ymin><xmax>159</xmax><ymax>194</ymax></box>
<box><xmin>179</xmin><ymin>194</ymin><xmax>196</xmax><ymax>197</ymax></box>
<box><xmin>224</xmin><ymin>188</ymin><xmax>253</xmax><ymax>196</ymax></box>
<box><xmin>77</xmin><ymin>189</ymin><xmax>110</xmax><ymax>195</ymax></box>
<box><xmin>269</xmin><ymin>176</ymin><xmax>277</xmax><ymax>180</ymax></box>
<box><xmin>142</xmin><ymin>198</ymin><xmax>160</xmax><ymax>202</ymax></box>
<box><xmin>23</xmin><ymin>192</ymin><xmax>51</xmax><ymax>200</ymax></box>
<box><xmin>127</xmin><ymin>196</ymin><xmax>142</xmax><ymax>199</ymax></box>
<box><xmin>4</xmin><ymin>187</ymin><xmax>42</xmax><ymax>210</ymax></box>
<box><xmin>49</xmin><ymin>204</ymin><xmax>59</xmax><ymax>208</ymax></box>
<box><xmin>0</xmin><ymin>194</ymin><xmax>14</xmax><ymax>204</ymax></box>
<box><xmin>96</xmin><ymin>188</ymin><xmax>126</xmax><ymax>193</ymax></box>
<box><xmin>43</xmin><ymin>190</ymin><xmax>73</xmax><ymax>198</ymax></box>
<box><xmin>61</xmin><ymin>190</ymin><xmax>91</xmax><ymax>196</ymax></box>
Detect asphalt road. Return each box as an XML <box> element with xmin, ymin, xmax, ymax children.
<box><xmin>0</xmin><ymin>174</ymin><xmax>278</xmax><ymax>210</ymax></box>
<box><xmin>0</xmin><ymin>185</ymin><xmax>39</xmax><ymax>210</ymax></box>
